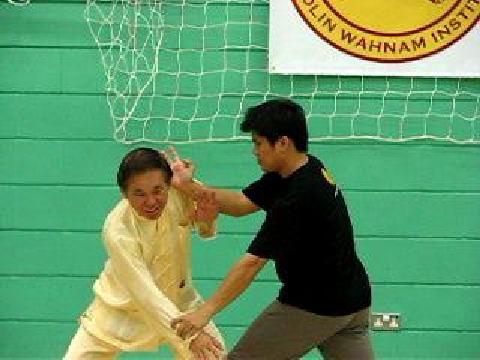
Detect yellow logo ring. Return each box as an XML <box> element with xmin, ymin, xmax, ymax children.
<box><xmin>292</xmin><ymin>0</ymin><xmax>479</xmax><ymax>62</ymax></box>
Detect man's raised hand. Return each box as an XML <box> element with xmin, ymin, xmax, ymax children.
<box><xmin>161</xmin><ymin>147</ymin><xmax>194</xmax><ymax>189</ymax></box>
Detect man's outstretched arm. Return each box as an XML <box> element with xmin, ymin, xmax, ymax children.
<box><xmin>193</xmin><ymin>185</ymin><xmax>259</xmax><ymax>217</ymax></box>
<box><xmin>163</xmin><ymin>147</ymin><xmax>260</xmax><ymax>217</ymax></box>
<box><xmin>171</xmin><ymin>253</ymin><xmax>268</xmax><ymax>339</ymax></box>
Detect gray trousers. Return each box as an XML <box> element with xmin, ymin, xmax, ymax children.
<box><xmin>228</xmin><ymin>301</ymin><xmax>374</xmax><ymax>360</ymax></box>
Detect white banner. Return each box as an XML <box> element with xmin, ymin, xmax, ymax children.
<box><xmin>269</xmin><ymin>0</ymin><xmax>480</xmax><ymax>77</ymax></box>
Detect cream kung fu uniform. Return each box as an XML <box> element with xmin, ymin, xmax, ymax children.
<box><xmin>65</xmin><ymin>187</ymin><xmax>224</xmax><ymax>359</ymax></box>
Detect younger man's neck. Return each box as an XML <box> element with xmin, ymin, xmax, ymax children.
<box><xmin>278</xmin><ymin>152</ymin><xmax>309</xmax><ymax>178</ymax></box>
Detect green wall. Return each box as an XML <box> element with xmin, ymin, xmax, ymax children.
<box><xmin>1</xmin><ymin>1</ymin><xmax>480</xmax><ymax>359</ymax></box>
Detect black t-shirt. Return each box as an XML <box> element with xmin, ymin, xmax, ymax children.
<box><xmin>243</xmin><ymin>155</ymin><xmax>371</xmax><ymax>316</ymax></box>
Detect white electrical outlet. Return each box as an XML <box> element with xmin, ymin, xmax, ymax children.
<box><xmin>370</xmin><ymin>313</ymin><xmax>401</xmax><ymax>331</ymax></box>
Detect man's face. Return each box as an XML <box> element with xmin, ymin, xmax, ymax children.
<box><xmin>252</xmin><ymin>133</ymin><xmax>281</xmax><ymax>173</ymax></box>
<box><xmin>124</xmin><ymin>169</ymin><xmax>170</xmax><ymax>220</ymax></box>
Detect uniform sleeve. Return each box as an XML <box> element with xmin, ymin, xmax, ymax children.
<box><xmin>102</xmin><ymin>224</ymin><xmax>189</xmax><ymax>346</ymax></box>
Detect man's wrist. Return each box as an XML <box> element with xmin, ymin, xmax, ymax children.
<box><xmin>173</xmin><ymin>177</ymin><xmax>194</xmax><ymax>191</ymax></box>
<box><xmin>201</xmin><ymin>301</ymin><xmax>218</xmax><ymax>319</ymax></box>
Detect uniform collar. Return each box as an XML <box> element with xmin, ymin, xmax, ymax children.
<box><xmin>130</xmin><ymin>204</ymin><xmax>162</xmax><ymax>231</ymax></box>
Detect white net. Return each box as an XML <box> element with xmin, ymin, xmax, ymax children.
<box><xmin>85</xmin><ymin>0</ymin><xmax>480</xmax><ymax>144</ymax></box>
<box><xmin>7</xmin><ymin>0</ymin><xmax>30</xmax><ymax>6</ymax></box>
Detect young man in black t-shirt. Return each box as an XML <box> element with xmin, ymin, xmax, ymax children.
<box><xmin>170</xmin><ymin>99</ymin><xmax>374</xmax><ymax>359</ymax></box>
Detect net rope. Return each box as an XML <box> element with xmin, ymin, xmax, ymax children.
<box><xmin>85</xmin><ymin>0</ymin><xmax>480</xmax><ymax>144</ymax></box>
<box><xmin>7</xmin><ymin>0</ymin><xmax>30</xmax><ymax>6</ymax></box>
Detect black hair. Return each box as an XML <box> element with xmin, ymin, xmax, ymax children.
<box><xmin>240</xmin><ymin>98</ymin><xmax>308</xmax><ymax>152</ymax></box>
<box><xmin>116</xmin><ymin>147</ymin><xmax>173</xmax><ymax>192</ymax></box>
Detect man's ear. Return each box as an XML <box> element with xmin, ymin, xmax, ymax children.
<box><xmin>277</xmin><ymin>136</ymin><xmax>291</xmax><ymax>151</ymax></box>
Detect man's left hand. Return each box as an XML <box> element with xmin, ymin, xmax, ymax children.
<box><xmin>171</xmin><ymin>306</ymin><xmax>213</xmax><ymax>339</ymax></box>
<box><xmin>193</xmin><ymin>190</ymin><xmax>219</xmax><ymax>223</ymax></box>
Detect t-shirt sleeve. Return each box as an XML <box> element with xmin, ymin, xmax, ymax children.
<box><xmin>242</xmin><ymin>172</ymin><xmax>281</xmax><ymax>210</ymax></box>
<box><xmin>246</xmin><ymin>189</ymin><xmax>306</xmax><ymax>260</ymax></box>
<box><xmin>246</xmin><ymin>195</ymin><xmax>292</xmax><ymax>259</ymax></box>
<box><xmin>246</xmin><ymin>217</ymin><xmax>276</xmax><ymax>259</ymax></box>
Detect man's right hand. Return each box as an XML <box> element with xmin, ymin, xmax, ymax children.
<box><xmin>189</xmin><ymin>330</ymin><xmax>224</xmax><ymax>360</ymax></box>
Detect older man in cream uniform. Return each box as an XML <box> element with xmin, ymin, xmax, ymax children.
<box><xmin>64</xmin><ymin>148</ymin><xmax>224</xmax><ymax>359</ymax></box>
